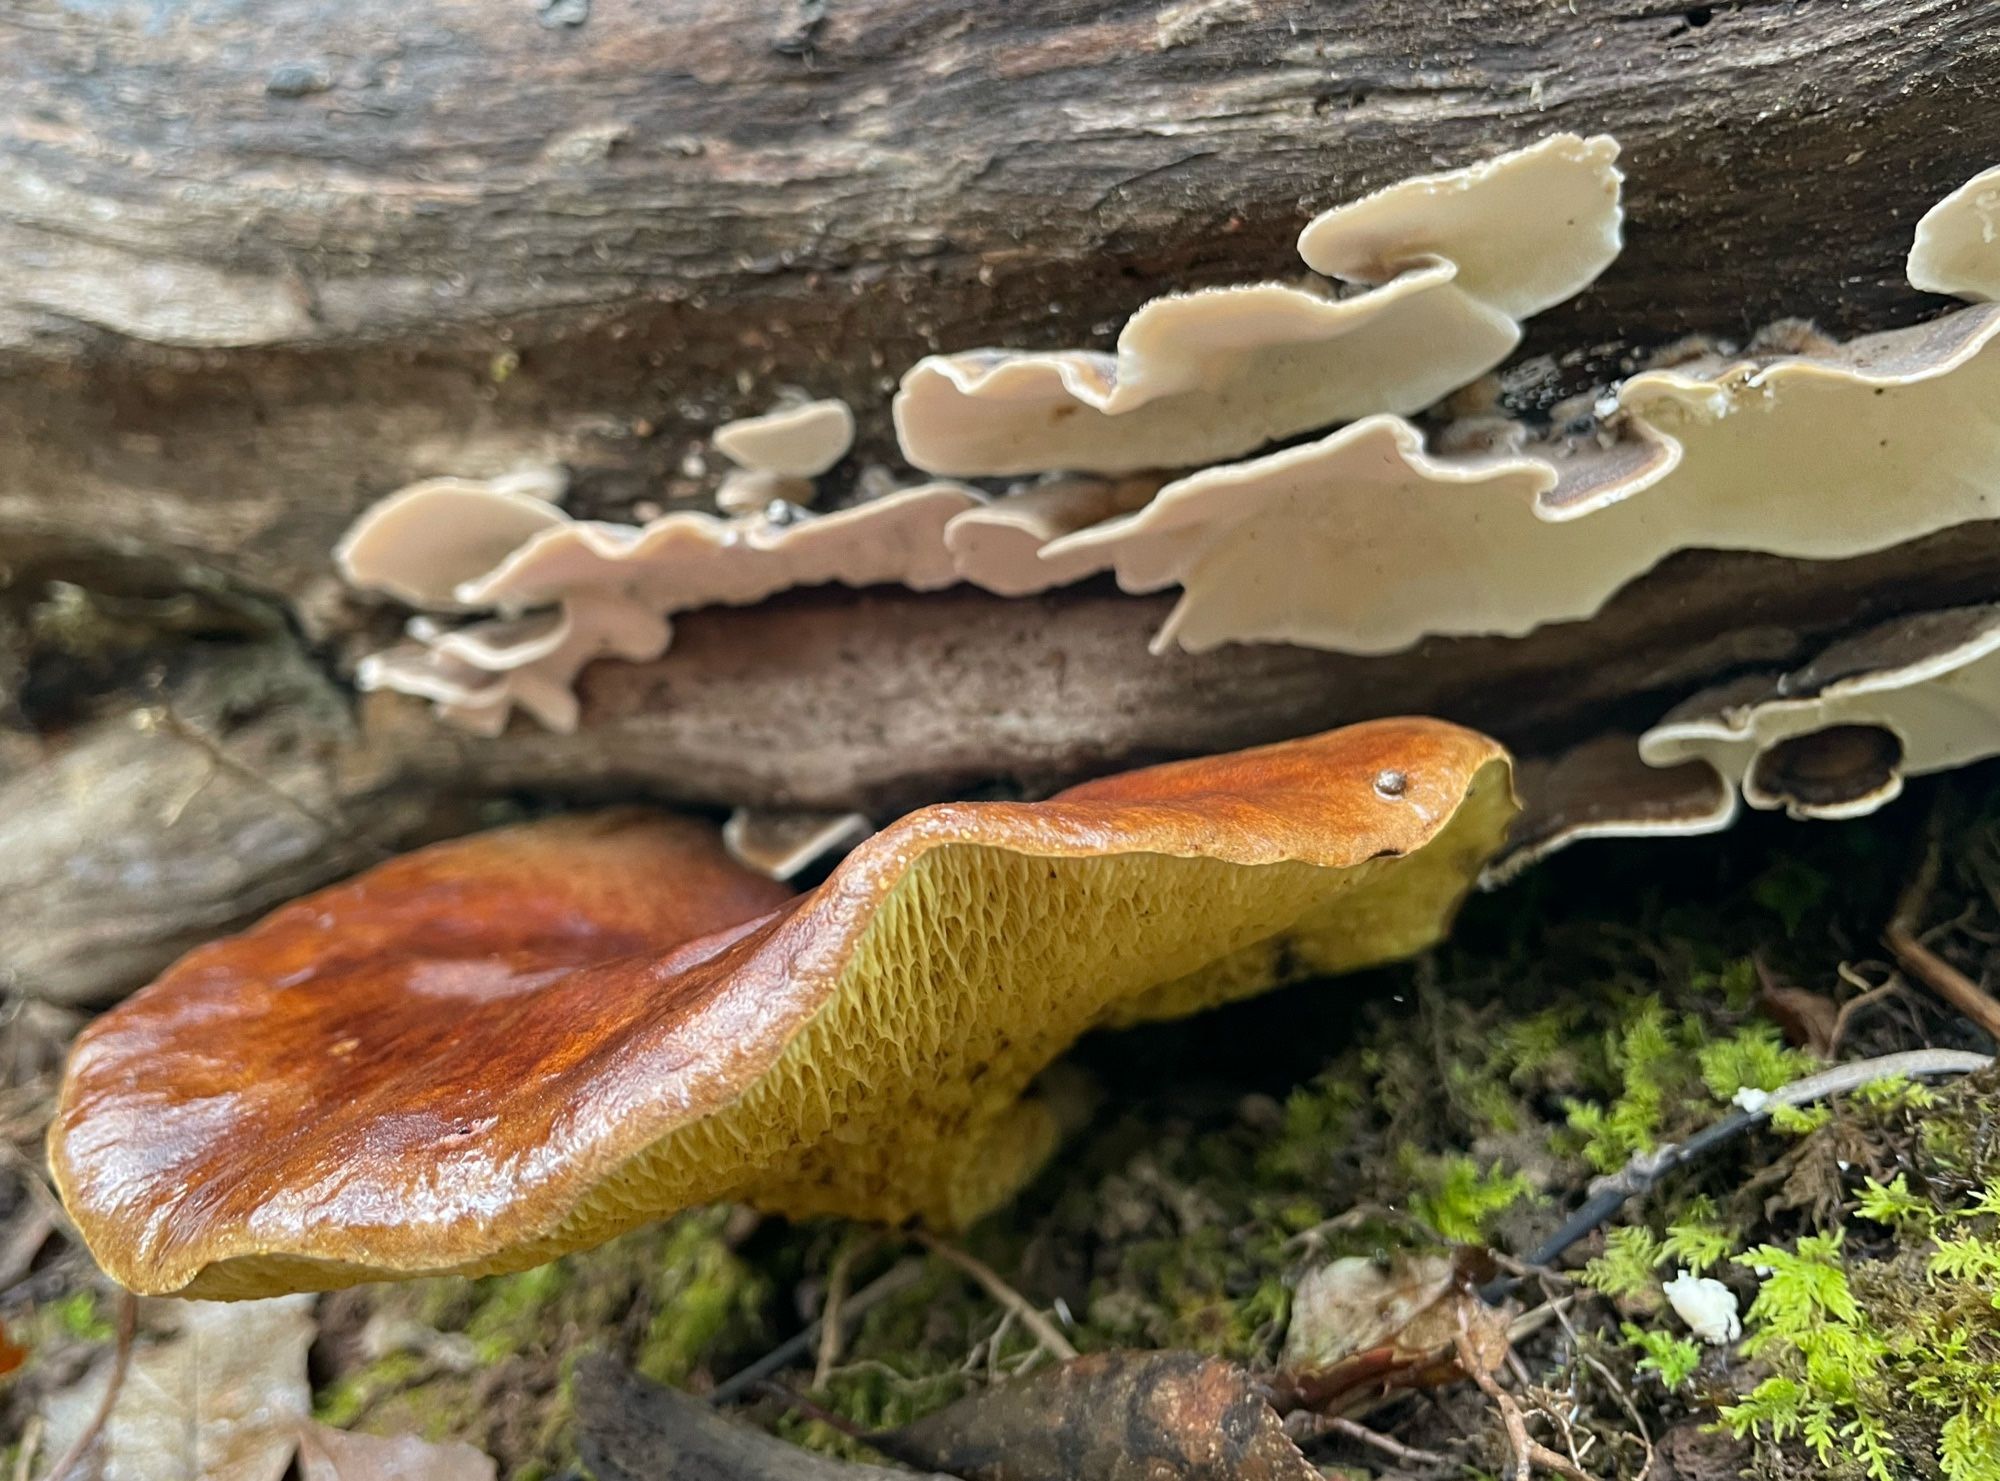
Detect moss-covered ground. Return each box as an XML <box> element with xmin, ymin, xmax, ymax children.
<box><xmin>16</xmin><ymin>773</ymin><xmax>2000</xmax><ymax>1478</ymax></box>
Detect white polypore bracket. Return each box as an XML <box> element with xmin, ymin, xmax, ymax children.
<box><xmin>894</xmin><ymin>133</ymin><xmax>1625</xmax><ymax>476</ymax></box>
<box><xmin>1639</xmin><ymin>605</ymin><xmax>2000</xmax><ymax>822</ymax></box>
<box><xmin>335</xmin><ymin>150</ymin><xmax>2000</xmax><ymax>750</ymax></box>
<box><xmin>1041</xmin><ymin>299</ymin><xmax>2000</xmax><ymax>656</ymax></box>
<box><xmin>1910</xmin><ymin>164</ymin><xmax>2000</xmax><ymax>303</ymax></box>
<box><xmin>346</xmin><ymin>481</ymin><xmax>980</xmax><ymax>734</ymax></box>
<box><xmin>713</xmin><ymin>398</ymin><xmax>856</xmax><ymax>479</ymax></box>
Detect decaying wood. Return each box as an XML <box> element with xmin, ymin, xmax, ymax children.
<box><xmin>0</xmin><ymin>644</ymin><xmax>473</xmax><ymax>1004</ymax></box>
<box><xmin>875</xmin><ymin>1350</ymin><xmax>1319</xmax><ymax>1481</ymax></box>
<box><xmin>4</xmin><ymin>0</ymin><xmax>1997</xmax><ymax>608</ymax></box>
<box><xmin>572</xmin><ymin>1356</ymin><xmax>949</xmax><ymax>1481</ymax></box>
<box><xmin>384</xmin><ymin>524</ymin><xmax>2000</xmax><ymax>811</ymax></box>
<box><xmin>6</xmin><ymin>0</ymin><xmax>2000</xmax><ymax>1002</ymax></box>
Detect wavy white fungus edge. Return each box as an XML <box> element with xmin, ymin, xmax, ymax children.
<box><xmin>356</xmin><ymin>596</ymin><xmax>670</xmax><ymax>737</ymax></box>
<box><xmin>713</xmin><ymin>398</ymin><xmax>856</xmax><ymax>479</ymax></box>
<box><xmin>893</xmin><ymin>133</ymin><xmax>1623</xmax><ymax>476</ymax></box>
<box><xmin>334</xmin><ymin>467</ymin><xmax>570</xmax><ymax>610</ymax></box>
<box><xmin>347</xmin><ymin>484</ymin><xmax>980</xmax><ymax>734</ymax></box>
<box><xmin>1482</xmin><ymin>734</ymin><xmax>1737</xmax><ymax>890</ymax></box>
<box><xmin>1910</xmin><ymin>164</ymin><xmax>2000</xmax><ymax>303</ymax></box>
<box><xmin>721</xmin><ymin>808</ymin><xmax>874</xmax><ymax>880</ymax></box>
<box><xmin>1639</xmin><ymin>605</ymin><xmax>2000</xmax><ymax>822</ymax></box>
<box><xmin>1041</xmin><ymin>299</ymin><xmax>2000</xmax><ymax>656</ymax></box>
<box><xmin>942</xmin><ymin>475</ymin><xmax>1162</xmax><ymax>596</ymax></box>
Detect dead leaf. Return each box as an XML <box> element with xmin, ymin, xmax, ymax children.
<box><xmin>41</xmin><ymin>1294</ymin><xmax>315</xmax><ymax>1481</ymax></box>
<box><xmin>296</xmin><ymin>1421</ymin><xmax>496</xmax><ymax>1481</ymax></box>
<box><xmin>572</xmin><ymin>1355</ymin><xmax>945</xmax><ymax>1481</ymax></box>
<box><xmin>0</xmin><ymin>1315</ymin><xmax>25</xmax><ymax>1378</ymax></box>
<box><xmin>1275</xmin><ymin>1248</ymin><xmax>1512</xmax><ymax>1414</ymax></box>
<box><xmin>875</xmin><ymin>1350</ymin><xmax>1319</xmax><ymax>1481</ymax></box>
<box><xmin>1758</xmin><ymin>975</ymin><xmax>1840</xmax><ymax>1058</ymax></box>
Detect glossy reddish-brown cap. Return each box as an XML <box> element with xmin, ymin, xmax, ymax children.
<box><xmin>51</xmin><ymin>720</ymin><xmax>1513</xmax><ymax>1299</ymax></box>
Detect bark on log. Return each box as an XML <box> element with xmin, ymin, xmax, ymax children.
<box><xmin>4</xmin><ymin>0</ymin><xmax>1996</xmax><ymax>607</ymax></box>
<box><xmin>6</xmin><ymin>0</ymin><xmax>2000</xmax><ymax>1001</ymax></box>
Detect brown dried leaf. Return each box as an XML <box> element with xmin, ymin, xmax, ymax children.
<box><xmin>295</xmin><ymin>1422</ymin><xmax>496</xmax><ymax>1481</ymax></box>
<box><xmin>1276</xmin><ymin>1249</ymin><xmax>1511</xmax><ymax>1414</ymax></box>
<box><xmin>876</xmin><ymin>1350</ymin><xmax>1319</xmax><ymax>1481</ymax></box>
<box><xmin>40</xmin><ymin>1294</ymin><xmax>315</xmax><ymax>1481</ymax></box>
<box><xmin>1759</xmin><ymin>978</ymin><xmax>1840</xmax><ymax>1058</ymax></box>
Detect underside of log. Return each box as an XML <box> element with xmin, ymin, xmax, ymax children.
<box><xmin>5</xmin><ymin>0</ymin><xmax>2000</xmax><ymax>1001</ymax></box>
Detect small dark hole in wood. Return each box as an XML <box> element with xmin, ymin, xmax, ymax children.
<box><xmin>1685</xmin><ymin>6</ymin><xmax>1713</xmax><ymax>26</ymax></box>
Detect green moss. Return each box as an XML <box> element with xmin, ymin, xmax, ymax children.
<box><xmin>635</xmin><ymin>1209</ymin><xmax>773</xmax><ymax>1386</ymax></box>
<box><xmin>465</xmin><ymin>1262</ymin><xmax>573</xmax><ymax>1365</ymax></box>
<box><xmin>1661</xmin><ymin>1196</ymin><xmax>1739</xmax><ymax>1274</ymax></box>
<box><xmin>1622</xmin><ymin>1323</ymin><xmax>1702</xmax><ymax>1389</ymax></box>
<box><xmin>1405</xmin><ymin>1154</ymin><xmax>1531</xmax><ymax>1242</ymax></box>
<box><xmin>1720</xmin><ymin>1077</ymin><xmax>2000</xmax><ymax>1481</ymax></box>
<box><xmin>52</xmin><ymin>1290</ymin><xmax>112</xmax><ymax>1342</ymax></box>
<box><xmin>314</xmin><ymin>1352</ymin><xmax>430</xmax><ymax>1428</ymax></box>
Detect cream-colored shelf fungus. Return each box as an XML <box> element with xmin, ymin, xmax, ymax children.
<box><xmin>343</xmin><ymin>480</ymin><xmax>978</xmax><ymax>734</ymax></box>
<box><xmin>1639</xmin><ymin>606</ymin><xmax>2000</xmax><ymax>822</ymax></box>
<box><xmin>894</xmin><ymin>134</ymin><xmax>1624</xmax><ymax>476</ymax></box>
<box><xmin>1046</xmin><ymin>163</ymin><xmax>2000</xmax><ymax>655</ymax></box>
<box><xmin>335</xmin><ymin>153</ymin><xmax>2000</xmax><ymax>749</ymax></box>
<box><xmin>332</xmin><ymin>468</ymin><xmax>569</xmax><ymax>610</ymax></box>
<box><xmin>1909</xmin><ymin>164</ymin><xmax>2000</xmax><ymax>303</ymax></box>
<box><xmin>713</xmin><ymin>397</ymin><xmax>856</xmax><ymax>479</ymax></box>
<box><xmin>942</xmin><ymin>475</ymin><xmax>1162</xmax><ymax>596</ymax></box>
<box><xmin>1498</xmin><ymin>604</ymin><xmax>2000</xmax><ymax>874</ymax></box>
<box><xmin>1039</xmin><ymin>416</ymin><xmax>1563</xmax><ymax>655</ymax></box>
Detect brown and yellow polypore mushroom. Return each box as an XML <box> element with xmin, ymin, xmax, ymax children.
<box><xmin>51</xmin><ymin>720</ymin><xmax>1512</xmax><ymax>1299</ymax></box>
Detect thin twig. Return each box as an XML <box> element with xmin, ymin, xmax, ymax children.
<box><xmin>814</xmin><ymin>1235</ymin><xmax>874</xmax><ymax>1390</ymax></box>
<box><xmin>45</xmin><ymin>1291</ymin><xmax>137</xmax><ymax>1481</ymax></box>
<box><xmin>1290</xmin><ymin>1411</ymin><xmax>1450</xmax><ymax>1468</ymax></box>
<box><xmin>1886</xmin><ymin>815</ymin><xmax>2000</xmax><ymax>1038</ymax></box>
<box><xmin>1507</xmin><ymin>1294</ymin><xmax>1579</xmax><ymax>1345</ymax></box>
<box><xmin>11</xmin><ymin>1415</ymin><xmax>40</xmax><ymax>1481</ymax></box>
<box><xmin>1829</xmin><ymin>980</ymin><xmax>1904</xmax><ymax>1056</ymax></box>
<box><xmin>1885</xmin><ymin>923</ymin><xmax>2000</xmax><ymax>1040</ymax></box>
<box><xmin>916</xmin><ymin>1233</ymin><xmax>1078</xmax><ymax>1363</ymax></box>
<box><xmin>1543</xmin><ymin>1282</ymin><xmax>1652</xmax><ymax>1481</ymax></box>
<box><xmin>753</xmin><ymin>1379</ymin><xmax>872</xmax><ymax>1442</ymax></box>
<box><xmin>1455</xmin><ymin>1329</ymin><xmax>1594</xmax><ymax>1481</ymax></box>
<box><xmin>710</xmin><ymin>1258</ymin><xmax>925</xmax><ymax>1405</ymax></box>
